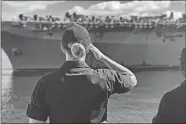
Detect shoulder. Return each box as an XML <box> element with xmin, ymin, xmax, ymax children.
<box><xmin>162</xmin><ymin>83</ymin><xmax>186</xmax><ymax>102</ymax></box>
<box><xmin>95</xmin><ymin>68</ymin><xmax>117</xmax><ymax>81</ymax></box>
<box><xmin>168</xmin><ymin>82</ymin><xmax>185</xmax><ymax>96</ymax></box>
<box><xmin>95</xmin><ymin>68</ymin><xmax>130</xmax><ymax>78</ymax></box>
<box><xmin>94</xmin><ymin>69</ymin><xmax>110</xmax><ymax>79</ymax></box>
<box><xmin>39</xmin><ymin>69</ymin><xmax>61</xmax><ymax>84</ymax></box>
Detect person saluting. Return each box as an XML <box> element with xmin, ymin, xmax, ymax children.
<box><xmin>26</xmin><ymin>23</ymin><xmax>137</xmax><ymax>123</ymax></box>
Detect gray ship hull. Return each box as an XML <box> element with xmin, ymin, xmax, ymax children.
<box><xmin>1</xmin><ymin>21</ymin><xmax>184</xmax><ymax>70</ymax></box>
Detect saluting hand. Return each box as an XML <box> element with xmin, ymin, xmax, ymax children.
<box><xmin>89</xmin><ymin>44</ymin><xmax>105</xmax><ymax>60</ymax></box>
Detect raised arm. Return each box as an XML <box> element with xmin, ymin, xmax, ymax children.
<box><xmin>100</xmin><ymin>55</ymin><xmax>137</xmax><ymax>87</ymax></box>
<box><xmin>89</xmin><ymin>44</ymin><xmax>137</xmax><ymax>87</ymax></box>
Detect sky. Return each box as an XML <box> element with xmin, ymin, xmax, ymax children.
<box><xmin>2</xmin><ymin>1</ymin><xmax>186</xmax><ymax>21</ymax></box>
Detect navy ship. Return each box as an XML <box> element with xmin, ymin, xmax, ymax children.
<box><xmin>1</xmin><ymin>12</ymin><xmax>186</xmax><ymax>70</ymax></box>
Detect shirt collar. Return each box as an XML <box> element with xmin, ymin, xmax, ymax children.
<box><xmin>60</xmin><ymin>61</ymin><xmax>90</xmax><ymax>71</ymax></box>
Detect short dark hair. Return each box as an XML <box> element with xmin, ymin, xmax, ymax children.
<box><xmin>61</xmin><ymin>23</ymin><xmax>92</xmax><ymax>58</ymax></box>
<box><xmin>62</xmin><ymin>23</ymin><xmax>91</xmax><ymax>51</ymax></box>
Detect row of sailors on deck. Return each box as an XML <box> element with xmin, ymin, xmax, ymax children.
<box><xmin>18</xmin><ymin>13</ymin><xmax>144</xmax><ymax>23</ymax></box>
<box><xmin>18</xmin><ymin>12</ymin><xmax>186</xmax><ymax>24</ymax></box>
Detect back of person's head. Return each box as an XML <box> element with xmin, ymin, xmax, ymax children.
<box><xmin>61</xmin><ymin>23</ymin><xmax>92</xmax><ymax>59</ymax></box>
<box><xmin>179</xmin><ymin>47</ymin><xmax>186</xmax><ymax>77</ymax></box>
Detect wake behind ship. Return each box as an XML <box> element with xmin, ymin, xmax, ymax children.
<box><xmin>1</xmin><ymin>13</ymin><xmax>186</xmax><ymax>70</ymax></box>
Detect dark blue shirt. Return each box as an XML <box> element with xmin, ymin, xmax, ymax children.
<box><xmin>27</xmin><ymin>61</ymin><xmax>133</xmax><ymax>123</ymax></box>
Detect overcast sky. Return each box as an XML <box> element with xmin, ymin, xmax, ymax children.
<box><xmin>2</xmin><ymin>1</ymin><xmax>185</xmax><ymax>21</ymax></box>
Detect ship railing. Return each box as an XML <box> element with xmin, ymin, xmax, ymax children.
<box><xmin>12</xmin><ymin>19</ymin><xmax>186</xmax><ymax>25</ymax></box>
<box><xmin>11</xmin><ymin>18</ymin><xmax>186</xmax><ymax>31</ymax></box>
<box><xmin>14</xmin><ymin>12</ymin><xmax>186</xmax><ymax>23</ymax></box>
<box><xmin>12</xmin><ymin>17</ymin><xmax>186</xmax><ymax>24</ymax></box>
